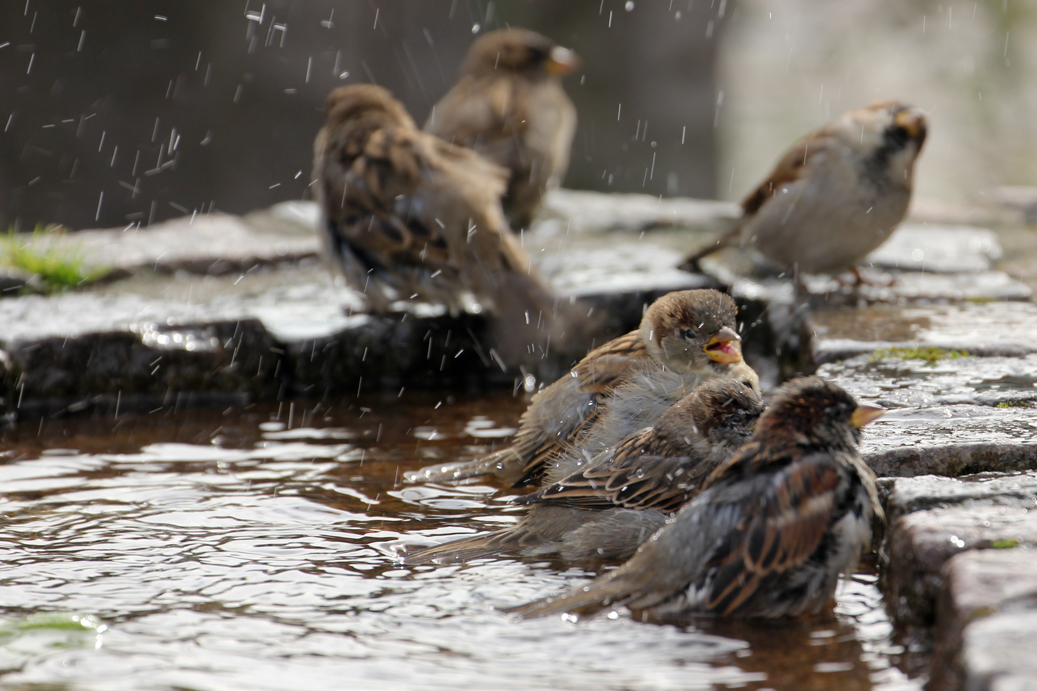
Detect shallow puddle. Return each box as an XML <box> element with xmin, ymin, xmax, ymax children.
<box><xmin>0</xmin><ymin>393</ymin><xmax>921</xmax><ymax>690</ymax></box>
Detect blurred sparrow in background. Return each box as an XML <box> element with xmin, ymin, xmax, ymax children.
<box><xmin>426</xmin><ymin>29</ymin><xmax>579</xmax><ymax>229</ymax></box>
<box><xmin>313</xmin><ymin>84</ymin><xmax>580</xmax><ymax>365</ymax></box>
<box><xmin>681</xmin><ymin>102</ymin><xmax>927</xmax><ymax>281</ymax></box>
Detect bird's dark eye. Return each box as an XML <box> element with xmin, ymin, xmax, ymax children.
<box><xmin>528</xmin><ymin>47</ymin><xmax>550</xmax><ymax>63</ymax></box>
<box><xmin>728</xmin><ymin>414</ymin><xmax>744</xmax><ymax>425</ymax></box>
<box><xmin>681</xmin><ymin>328</ymin><xmax>696</xmax><ymax>340</ymax></box>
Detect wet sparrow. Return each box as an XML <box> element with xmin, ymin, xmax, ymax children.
<box><xmin>406</xmin><ymin>289</ymin><xmax>760</xmax><ymax>487</ymax></box>
<box><xmin>681</xmin><ymin>102</ymin><xmax>927</xmax><ymax>279</ymax></box>
<box><xmin>404</xmin><ymin>379</ymin><xmax>763</xmax><ymax>565</ymax></box>
<box><xmin>509</xmin><ymin>376</ymin><xmax>884</xmax><ymax>620</ymax></box>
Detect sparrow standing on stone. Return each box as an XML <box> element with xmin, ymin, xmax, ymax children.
<box><xmin>313</xmin><ymin>84</ymin><xmax>579</xmax><ymax>363</ymax></box>
<box><xmin>425</xmin><ymin>29</ymin><xmax>579</xmax><ymax>229</ymax></box>
<box><xmin>404</xmin><ymin>379</ymin><xmax>763</xmax><ymax>565</ymax></box>
<box><xmin>681</xmin><ymin>102</ymin><xmax>927</xmax><ymax>280</ymax></box>
<box><xmin>509</xmin><ymin>376</ymin><xmax>885</xmax><ymax>620</ymax></box>
<box><xmin>406</xmin><ymin>289</ymin><xmax>760</xmax><ymax>486</ymax></box>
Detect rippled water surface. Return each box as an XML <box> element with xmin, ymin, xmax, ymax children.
<box><xmin>0</xmin><ymin>393</ymin><xmax>921</xmax><ymax>690</ymax></box>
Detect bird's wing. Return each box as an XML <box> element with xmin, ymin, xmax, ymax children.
<box><xmin>739</xmin><ymin>131</ymin><xmax>833</xmax><ymax>215</ymax></box>
<box><xmin>700</xmin><ymin>453</ymin><xmax>841</xmax><ymax>616</ymax></box>
<box><xmin>570</xmin><ymin>330</ymin><xmax>648</xmax><ymax>394</ymax></box>
<box><xmin>508</xmin><ymin>331</ymin><xmax>649</xmax><ymax>486</ymax></box>
<box><xmin>317</xmin><ymin>123</ymin><xmax>457</xmax><ymax>273</ymax></box>
<box><xmin>523</xmin><ymin>432</ymin><xmax>700</xmax><ymax>513</ymax></box>
<box><xmin>678</xmin><ymin>130</ymin><xmax>833</xmax><ymax>271</ymax></box>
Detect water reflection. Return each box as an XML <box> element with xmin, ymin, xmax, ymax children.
<box><xmin>0</xmin><ymin>394</ymin><xmax>921</xmax><ymax>690</ymax></box>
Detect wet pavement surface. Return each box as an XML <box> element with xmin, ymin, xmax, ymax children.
<box><xmin>0</xmin><ymin>396</ymin><xmax>920</xmax><ymax>690</ymax></box>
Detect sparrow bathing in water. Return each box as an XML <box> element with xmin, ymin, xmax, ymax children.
<box><xmin>425</xmin><ymin>29</ymin><xmax>579</xmax><ymax>229</ymax></box>
<box><xmin>404</xmin><ymin>379</ymin><xmax>763</xmax><ymax>565</ymax></box>
<box><xmin>508</xmin><ymin>376</ymin><xmax>885</xmax><ymax>621</ymax></box>
<box><xmin>681</xmin><ymin>102</ymin><xmax>927</xmax><ymax>280</ymax></box>
<box><xmin>313</xmin><ymin>84</ymin><xmax>581</xmax><ymax>365</ymax></box>
<box><xmin>406</xmin><ymin>289</ymin><xmax>760</xmax><ymax>487</ymax></box>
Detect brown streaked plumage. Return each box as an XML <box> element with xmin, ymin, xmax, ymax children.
<box><xmin>405</xmin><ymin>289</ymin><xmax>760</xmax><ymax>487</ymax></box>
<box><xmin>508</xmin><ymin>376</ymin><xmax>885</xmax><ymax>621</ymax></box>
<box><xmin>425</xmin><ymin>29</ymin><xmax>579</xmax><ymax>229</ymax></box>
<box><xmin>681</xmin><ymin>101</ymin><xmax>927</xmax><ymax>277</ymax></box>
<box><xmin>403</xmin><ymin>380</ymin><xmax>763</xmax><ymax>565</ymax></box>
<box><xmin>526</xmin><ymin>380</ymin><xmax>764</xmax><ymax>514</ymax></box>
<box><xmin>313</xmin><ymin>84</ymin><xmax>583</xmax><ymax>365</ymax></box>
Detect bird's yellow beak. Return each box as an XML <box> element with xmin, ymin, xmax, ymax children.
<box><xmin>851</xmin><ymin>403</ymin><xmax>886</xmax><ymax>429</ymax></box>
<box><xmin>894</xmin><ymin>108</ymin><xmax>926</xmax><ymax>140</ymax></box>
<box><xmin>704</xmin><ymin>326</ymin><xmax>743</xmax><ymax>364</ymax></box>
<box><xmin>545</xmin><ymin>46</ymin><xmax>580</xmax><ymax>76</ymax></box>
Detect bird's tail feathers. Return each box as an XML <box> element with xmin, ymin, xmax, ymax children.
<box><xmin>404</xmin><ymin>528</ymin><xmax>517</xmax><ymax>565</ymax></box>
<box><xmin>488</xmin><ymin>267</ymin><xmax>611</xmax><ymax>370</ymax></box>
<box><xmin>502</xmin><ymin>568</ymin><xmax>634</xmax><ymax>620</ymax></box>
<box><xmin>677</xmin><ymin>221</ymin><xmax>745</xmax><ymax>273</ymax></box>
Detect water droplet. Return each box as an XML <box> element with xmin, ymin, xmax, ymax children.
<box><xmin>625</xmin><ymin>1</ymin><xmax>635</xmax><ymax>10</ymax></box>
<box><xmin>472</xmin><ymin>23</ymin><xmax>481</xmax><ymax>34</ymax></box>
<box><xmin>339</xmin><ymin>71</ymin><xmax>350</xmax><ymax>80</ymax></box>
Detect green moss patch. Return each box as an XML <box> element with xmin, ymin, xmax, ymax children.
<box><xmin>1</xmin><ymin>226</ymin><xmax>109</xmax><ymax>293</ymax></box>
<box><xmin>870</xmin><ymin>346</ymin><xmax>970</xmax><ymax>365</ymax></box>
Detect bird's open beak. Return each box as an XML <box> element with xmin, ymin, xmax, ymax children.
<box><xmin>851</xmin><ymin>403</ymin><xmax>886</xmax><ymax>429</ymax></box>
<box><xmin>894</xmin><ymin>108</ymin><xmax>927</xmax><ymax>141</ymax></box>
<box><xmin>545</xmin><ymin>46</ymin><xmax>580</xmax><ymax>76</ymax></box>
<box><xmin>704</xmin><ymin>326</ymin><xmax>743</xmax><ymax>364</ymax></box>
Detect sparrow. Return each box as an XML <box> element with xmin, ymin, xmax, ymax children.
<box><xmin>508</xmin><ymin>376</ymin><xmax>885</xmax><ymax>621</ymax></box>
<box><xmin>404</xmin><ymin>379</ymin><xmax>764</xmax><ymax>565</ymax></box>
<box><xmin>313</xmin><ymin>84</ymin><xmax>582</xmax><ymax>365</ymax></box>
<box><xmin>680</xmin><ymin>102</ymin><xmax>927</xmax><ymax>280</ymax></box>
<box><xmin>425</xmin><ymin>29</ymin><xmax>579</xmax><ymax>229</ymax></box>
<box><xmin>406</xmin><ymin>289</ymin><xmax>761</xmax><ymax>487</ymax></box>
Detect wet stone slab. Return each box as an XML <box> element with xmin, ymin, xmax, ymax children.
<box><xmin>820</xmin><ymin>354</ymin><xmax>1037</xmax><ymax>478</ymax></box>
<box><xmin>13</xmin><ymin>190</ymin><xmax>733</xmax><ymax>288</ymax></box>
<box><xmin>860</xmin><ymin>404</ymin><xmax>1037</xmax><ymax>479</ymax></box>
<box><xmin>929</xmin><ymin>549</ymin><xmax>1037</xmax><ymax>691</ymax></box>
<box><xmin>820</xmin><ymin>354</ymin><xmax>1037</xmax><ymax>409</ymax></box>
<box><xmin>26</xmin><ymin>208</ymin><xmax>321</xmax><ymax>281</ymax></box>
<box><xmin>879</xmin><ymin>473</ymin><xmax>1037</xmax><ymax>631</ymax></box>
<box><xmin>0</xmin><ymin>291</ymin><xmax>282</xmax><ymax>417</ymax></box>
<box><xmin>0</xmin><ymin>272</ymin><xmax>514</xmax><ymax>416</ymax></box>
<box><xmin>540</xmin><ymin>188</ymin><xmax>739</xmax><ymax>233</ymax></box>
<box><xmin>0</xmin><ymin>190</ymin><xmax>731</xmax><ymax>416</ymax></box>
<box><xmin>807</xmin><ymin>301</ymin><xmax>1037</xmax><ymax>367</ymax></box>
<box><xmin>957</xmin><ymin>611</ymin><xmax>1037</xmax><ymax>691</ymax></box>
<box><xmin>865</xmin><ymin>224</ymin><xmax>1003</xmax><ymax>274</ymax></box>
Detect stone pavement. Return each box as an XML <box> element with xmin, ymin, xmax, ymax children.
<box><xmin>0</xmin><ymin>191</ymin><xmax>718</xmax><ymax>417</ymax></box>
<box><xmin>2</xmin><ymin>189</ymin><xmax>1037</xmax><ymax>689</ymax></box>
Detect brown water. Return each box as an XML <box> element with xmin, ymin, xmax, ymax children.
<box><xmin>0</xmin><ymin>393</ymin><xmax>921</xmax><ymax>690</ymax></box>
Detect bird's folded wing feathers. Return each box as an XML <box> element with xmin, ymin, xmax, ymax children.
<box><xmin>703</xmin><ymin>455</ymin><xmax>840</xmax><ymax>616</ymax></box>
<box><xmin>523</xmin><ymin>439</ymin><xmax>696</xmax><ymax>514</ymax></box>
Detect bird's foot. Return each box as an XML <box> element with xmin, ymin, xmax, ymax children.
<box><xmin>838</xmin><ymin>266</ymin><xmax>896</xmax><ymax>287</ymax></box>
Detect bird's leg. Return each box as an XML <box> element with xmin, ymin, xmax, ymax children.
<box><xmin>838</xmin><ymin>266</ymin><xmax>896</xmax><ymax>287</ymax></box>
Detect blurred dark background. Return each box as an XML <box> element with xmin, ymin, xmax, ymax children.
<box><xmin>0</xmin><ymin>0</ymin><xmax>727</xmax><ymax>230</ymax></box>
